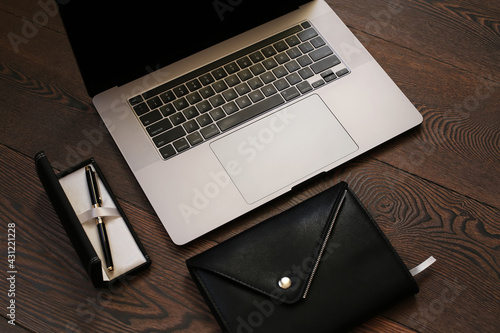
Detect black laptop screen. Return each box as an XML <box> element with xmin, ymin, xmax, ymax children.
<box><xmin>58</xmin><ymin>1</ymin><xmax>309</xmax><ymax>97</ymax></box>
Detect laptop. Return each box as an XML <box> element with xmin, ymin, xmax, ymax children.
<box><xmin>58</xmin><ymin>0</ymin><xmax>422</xmax><ymax>245</ymax></box>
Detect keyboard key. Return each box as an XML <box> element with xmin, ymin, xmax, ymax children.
<box><xmin>183</xmin><ymin>119</ymin><xmax>200</xmax><ymax>133</ymax></box>
<box><xmin>297</xmin><ymin>55</ymin><xmax>312</xmax><ymax>67</ymax></box>
<box><xmin>311</xmin><ymin>55</ymin><xmax>341</xmax><ymax>74</ymax></box>
<box><xmin>196</xmin><ymin>114</ymin><xmax>213</xmax><ymax>127</ymax></box>
<box><xmin>133</xmin><ymin>102</ymin><xmax>149</xmax><ymax>116</ymax></box>
<box><xmin>147</xmin><ymin>118</ymin><xmax>173</xmax><ymax>137</ymax></box>
<box><xmin>310</xmin><ymin>45</ymin><xmax>333</xmax><ymax>61</ymax></box>
<box><xmin>160</xmin><ymin>103</ymin><xmax>176</xmax><ymax>117</ymax></box>
<box><xmin>169</xmin><ymin>112</ymin><xmax>187</xmax><ymax>126</ymax></box>
<box><xmin>336</xmin><ymin>68</ymin><xmax>350</xmax><ymax>77</ymax></box>
<box><xmin>298</xmin><ymin>67</ymin><xmax>314</xmax><ymax>79</ymax></box>
<box><xmin>186</xmin><ymin>91</ymin><xmax>202</xmax><ymax>105</ymax></box>
<box><xmin>311</xmin><ymin>36</ymin><xmax>326</xmax><ymax>48</ymax></box>
<box><xmin>312</xmin><ymin>79</ymin><xmax>325</xmax><ymax>88</ymax></box>
<box><xmin>262</xmin><ymin>84</ymin><xmax>278</xmax><ymax>97</ymax></box>
<box><xmin>237</xmin><ymin>56</ymin><xmax>252</xmax><ymax>68</ymax></box>
<box><xmin>235</xmin><ymin>82</ymin><xmax>251</xmax><ymax>96</ymax></box>
<box><xmin>199</xmin><ymin>73</ymin><xmax>215</xmax><ymax>85</ymax></box>
<box><xmin>173</xmin><ymin>138</ymin><xmax>190</xmax><ymax>152</ymax></box>
<box><xmin>200</xmin><ymin>86</ymin><xmax>216</xmax><ymax>99</ymax></box>
<box><xmin>272</xmin><ymin>66</ymin><xmax>288</xmax><ymax>78</ymax></box>
<box><xmin>321</xmin><ymin>69</ymin><xmax>334</xmax><ymax>79</ymax></box>
<box><xmin>248</xmin><ymin>90</ymin><xmax>265</xmax><ymax>103</ymax></box>
<box><xmin>196</xmin><ymin>100</ymin><xmax>212</xmax><ymax>113</ymax></box>
<box><xmin>285</xmin><ymin>60</ymin><xmax>301</xmax><ymax>73</ymax></box>
<box><xmin>212</xmin><ymin>68</ymin><xmax>227</xmax><ymax>80</ymax></box>
<box><xmin>212</xmin><ymin>81</ymin><xmax>228</xmax><ymax>93</ymax></box>
<box><xmin>260</xmin><ymin>72</ymin><xmax>276</xmax><ymax>84</ymax></box>
<box><xmin>322</xmin><ymin>69</ymin><xmax>338</xmax><ymax>82</ymax></box>
<box><xmin>261</xmin><ymin>45</ymin><xmax>277</xmax><ymax>57</ymax></box>
<box><xmin>183</xmin><ymin>106</ymin><xmax>199</xmax><ymax>119</ymax></box>
<box><xmin>249</xmin><ymin>51</ymin><xmax>264</xmax><ymax>63</ymax></box>
<box><xmin>146</xmin><ymin>96</ymin><xmax>162</xmax><ymax>109</ymax></box>
<box><xmin>159</xmin><ymin>144</ymin><xmax>176</xmax><ymax>159</ymax></box>
<box><xmin>209</xmin><ymin>107</ymin><xmax>225</xmax><ymax>121</ymax></box>
<box><xmin>186</xmin><ymin>78</ymin><xmax>202</xmax><ymax>92</ymax></box>
<box><xmin>281</xmin><ymin>86</ymin><xmax>300</xmax><ymax>101</ymax></box>
<box><xmin>140</xmin><ymin>110</ymin><xmax>162</xmax><ymax>126</ymax></box>
<box><xmin>273</xmin><ymin>40</ymin><xmax>288</xmax><ymax>52</ymax></box>
<box><xmin>153</xmin><ymin>126</ymin><xmax>186</xmax><ymax>148</ymax></box>
<box><xmin>223</xmin><ymin>101</ymin><xmax>239</xmax><ymax>114</ymax></box>
<box><xmin>200</xmin><ymin>124</ymin><xmax>220</xmax><ymax>139</ymax></box>
<box><xmin>263</xmin><ymin>58</ymin><xmax>278</xmax><ymax>70</ymax></box>
<box><xmin>209</xmin><ymin>94</ymin><xmax>225</xmax><ymax>107</ymax></box>
<box><xmin>248</xmin><ymin>77</ymin><xmax>264</xmax><ymax>90</ymax></box>
<box><xmin>217</xmin><ymin>94</ymin><xmax>285</xmax><ymax>132</ymax></box>
<box><xmin>224</xmin><ymin>62</ymin><xmax>240</xmax><ymax>74</ymax></box>
<box><xmin>173</xmin><ymin>97</ymin><xmax>189</xmax><ymax>110</ymax></box>
<box><xmin>225</xmin><ymin>74</ymin><xmax>241</xmax><ymax>87</ymax></box>
<box><xmin>275</xmin><ymin>52</ymin><xmax>290</xmax><ymax>64</ymax></box>
<box><xmin>187</xmin><ymin>132</ymin><xmax>203</xmax><ymax>146</ymax></box>
<box><xmin>286</xmin><ymin>73</ymin><xmax>302</xmax><ymax>85</ymax></box>
<box><xmin>286</xmin><ymin>47</ymin><xmax>302</xmax><ymax>59</ymax></box>
<box><xmin>159</xmin><ymin>91</ymin><xmax>176</xmax><ymax>103</ymax></box>
<box><xmin>235</xmin><ymin>95</ymin><xmax>252</xmax><ymax>109</ymax></box>
<box><xmin>222</xmin><ymin>88</ymin><xmax>238</xmax><ymax>101</ymax></box>
<box><xmin>129</xmin><ymin>95</ymin><xmax>143</xmax><ymax>105</ymax></box>
<box><xmin>298</xmin><ymin>28</ymin><xmax>318</xmax><ymax>41</ymax></box>
<box><xmin>173</xmin><ymin>84</ymin><xmax>189</xmax><ymax>97</ymax></box>
<box><xmin>250</xmin><ymin>63</ymin><xmax>266</xmax><ymax>76</ymax></box>
<box><xmin>301</xmin><ymin>21</ymin><xmax>311</xmax><ymax>29</ymax></box>
<box><xmin>297</xmin><ymin>81</ymin><xmax>313</xmax><ymax>94</ymax></box>
<box><xmin>299</xmin><ymin>41</ymin><xmax>314</xmax><ymax>53</ymax></box>
<box><xmin>285</xmin><ymin>35</ymin><xmax>301</xmax><ymax>47</ymax></box>
<box><xmin>237</xmin><ymin>69</ymin><xmax>253</xmax><ymax>81</ymax></box>
<box><xmin>274</xmin><ymin>78</ymin><xmax>290</xmax><ymax>91</ymax></box>
<box><xmin>324</xmin><ymin>73</ymin><xmax>337</xmax><ymax>82</ymax></box>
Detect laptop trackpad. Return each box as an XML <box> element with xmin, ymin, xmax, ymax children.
<box><xmin>210</xmin><ymin>95</ymin><xmax>358</xmax><ymax>204</ymax></box>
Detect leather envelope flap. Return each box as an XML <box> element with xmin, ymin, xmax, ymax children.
<box><xmin>187</xmin><ymin>182</ymin><xmax>348</xmax><ymax>304</ymax></box>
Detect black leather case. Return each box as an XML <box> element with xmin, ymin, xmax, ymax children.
<box><xmin>35</xmin><ymin>151</ymin><xmax>151</xmax><ymax>287</ymax></box>
<box><xmin>186</xmin><ymin>181</ymin><xmax>418</xmax><ymax>332</ymax></box>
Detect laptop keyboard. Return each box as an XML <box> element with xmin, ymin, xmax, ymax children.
<box><xmin>128</xmin><ymin>21</ymin><xmax>350</xmax><ymax>160</ymax></box>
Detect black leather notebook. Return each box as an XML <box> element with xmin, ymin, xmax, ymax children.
<box><xmin>186</xmin><ymin>181</ymin><xmax>419</xmax><ymax>332</ymax></box>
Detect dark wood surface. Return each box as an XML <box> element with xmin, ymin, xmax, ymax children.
<box><xmin>1</xmin><ymin>0</ymin><xmax>498</xmax><ymax>332</ymax></box>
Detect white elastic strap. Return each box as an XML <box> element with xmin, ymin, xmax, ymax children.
<box><xmin>77</xmin><ymin>207</ymin><xmax>121</xmax><ymax>225</ymax></box>
<box><xmin>410</xmin><ymin>256</ymin><xmax>436</xmax><ymax>276</ymax></box>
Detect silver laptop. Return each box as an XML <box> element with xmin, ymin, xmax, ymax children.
<box><xmin>59</xmin><ymin>0</ymin><xmax>422</xmax><ymax>244</ymax></box>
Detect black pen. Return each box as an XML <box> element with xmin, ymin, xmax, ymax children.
<box><xmin>85</xmin><ymin>166</ymin><xmax>114</xmax><ymax>272</ymax></box>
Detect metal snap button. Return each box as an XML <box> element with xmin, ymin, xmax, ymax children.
<box><xmin>278</xmin><ymin>277</ymin><xmax>292</xmax><ymax>289</ymax></box>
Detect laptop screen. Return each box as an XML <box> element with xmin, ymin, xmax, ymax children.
<box><xmin>58</xmin><ymin>1</ymin><xmax>310</xmax><ymax>97</ymax></box>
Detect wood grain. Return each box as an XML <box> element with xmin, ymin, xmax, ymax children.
<box><xmin>0</xmin><ymin>0</ymin><xmax>499</xmax><ymax>332</ymax></box>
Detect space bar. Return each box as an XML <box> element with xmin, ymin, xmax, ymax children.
<box><xmin>217</xmin><ymin>94</ymin><xmax>285</xmax><ymax>132</ymax></box>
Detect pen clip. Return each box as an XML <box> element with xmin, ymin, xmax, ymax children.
<box><xmin>85</xmin><ymin>166</ymin><xmax>102</xmax><ymax>207</ymax></box>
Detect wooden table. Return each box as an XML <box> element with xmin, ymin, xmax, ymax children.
<box><xmin>1</xmin><ymin>1</ymin><xmax>498</xmax><ymax>332</ymax></box>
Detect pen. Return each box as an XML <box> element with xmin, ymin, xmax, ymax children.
<box><xmin>85</xmin><ymin>166</ymin><xmax>114</xmax><ymax>272</ymax></box>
